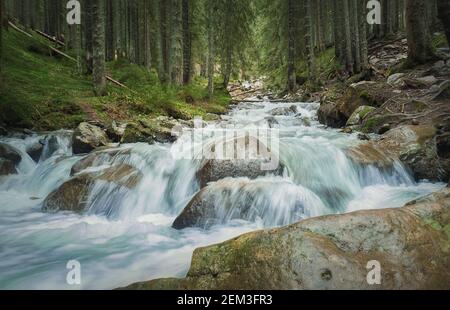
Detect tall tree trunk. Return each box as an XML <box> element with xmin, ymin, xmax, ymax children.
<box><xmin>405</xmin><ymin>0</ymin><xmax>435</xmax><ymax>64</ymax></box>
<box><xmin>359</xmin><ymin>0</ymin><xmax>369</xmax><ymax>71</ymax></box>
<box><xmin>84</xmin><ymin>0</ymin><xmax>94</xmax><ymax>73</ymax></box>
<box><xmin>207</xmin><ymin>0</ymin><xmax>214</xmax><ymax>97</ymax></box>
<box><xmin>182</xmin><ymin>0</ymin><xmax>191</xmax><ymax>85</ymax></box>
<box><xmin>92</xmin><ymin>0</ymin><xmax>106</xmax><ymax>96</ymax></box>
<box><xmin>343</xmin><ymin>0</ymin><xmax>354</xmax><ymax>74</ymax></box>
<box><xmin>0</xmin><ymin>0</ymin><xmax>4</xmax><ymax>71</ymax></box>
<box><xmin>437</xmin><ymin>0</ymin><xmax>450</xmax><ymax>46</ymax></box>
<box><xmin>287</xmin><ymin>0</ymin><xmax>296</xmax><ymax>92</ymax></box>
<box><xmin>351</xmin><ymin>0</ymin><xmax>361</xmax><ymax>73</ymax></box>
<box><xmin>304</xmin><ymin>0</ymin><xmax>315</xmax><ymax>81</ymax></box>
<box><xmin>222</xmin><ymin>2</ymin><xmax>232</xmax><ymax>89</ymax></box>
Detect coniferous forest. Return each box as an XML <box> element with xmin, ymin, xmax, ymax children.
<box><xmin>0</xmin><ymin>0</ymin><xmax>450</xmax><ymax>292</ymax></box>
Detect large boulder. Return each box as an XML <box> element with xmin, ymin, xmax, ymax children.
<box><xmin>26</xmin><ymin>140</ymin><xmax>45</xmax><ymax>162</ymax></box>
<box><xmin>70</xmin><ymin>147</ymin><xmax>131</xmax><ymax>176</ymax></box>
<box><xmin>121</xmin><ymin>117</ymin><xmax>182</xmax><ymax>144</ymax></box>
<box><xmin>43</xmin><ymin>164</ymin><xmax>142</xmax><ymax>213</ymax></box>
<box><xmin>197</xmin><ymin>136</ymin><xmax>284</xmax><ymax>188</ymax></box>
<box><xmin>347</xmin><ymin>125</ymin><xmax>446</xmax><ymax>181</ymax></box>
<box><xmin>72</xmin><ymin>122</ymin><xmax>109</xmax><ymax>154</ymax></box>
<box><xmin>123</xmin><ymin>188</ymin><xmax>450</xmax><ymax>290</ymax></box>
<box><xmin>172</xmin><ymin>178</ymin><xmax>323</xmax><ymax>230</ymax></box>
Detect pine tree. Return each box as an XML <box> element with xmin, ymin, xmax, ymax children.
<box><xmin>437</xmin><ymin>0</ymin><xmax>450</xmax><ymax>46</ymax></box>
<box><xmin>287</xmin><ymin>0</ymin><xmax>296</xmax><ymax>92</ymax></box>
<box><xmin>405</xmin><ymin>0</ymin><xmax>435</xmax><ymax>64</ymax></box>
<box><xmin>182</xmin><ymin>0</ymin><xmax>191</xmax><ymax>85</ymax></box>
<box><xmin>92</xmin><ymin>0</ymin><xmax>106</xmax><ymax>96</ymax></box>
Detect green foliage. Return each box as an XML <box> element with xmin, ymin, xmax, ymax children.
<box><xmin>0</xmin><ymin>30</ymin><xmax>231</xmax><ymax>131</ymax></box>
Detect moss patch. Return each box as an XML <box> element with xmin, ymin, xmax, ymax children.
<box><xmin>0</xmin><ymin>29</ymin><xmax>231</xmax><ymax>131</ymax></box>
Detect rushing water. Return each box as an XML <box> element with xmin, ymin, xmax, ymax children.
<box><xmin>0</xmin><ymin>100</ymin><xmax>445</xmax><ymax>289</ymax></box>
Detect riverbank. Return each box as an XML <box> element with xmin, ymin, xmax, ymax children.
<box><xmin>0</xmin><ymin>29</ymin><xmax>231</xmax><ymax>134</ymax></box>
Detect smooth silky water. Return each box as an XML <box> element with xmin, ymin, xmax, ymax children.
<box><xmin>0</xmin><ymin>100</ymin><xmax>445</xmax><ymax>289</ymax></box>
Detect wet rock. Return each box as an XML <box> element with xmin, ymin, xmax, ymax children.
<box><xmin>348</xmin><ymin>125</ymin><xmax>446</xmax><ymax>181</ymax></box>
<box><xmin>26</xmin><ymin>141</ymin><xmax>45</xmax><ymax>162</ymax></box>
<box><xmin>173</xmin><ymin>179</ymin><xmax>252</xmax><ymax>229</ymax></box>
<box><xmin>0</xmin><ymin>143</ymin><xmax>22</xmax><ymax>165</ymax></box>
<box><xmin>346</xmin><ymin>106</ymin><xmax>376</xmax><ymax>127</ymax></box>
<box><xmin>340</xmin><ymin>127</ymin><xmax>353</xmax><ymax>134</ymax></box>
<box><xmin>42</xmin><ymin>173</ymin><xmax>94</xmax><ymax>213</ymax></box>
<box><xmin>197</xmin><ymin>136</ymin><xmax>284</xmax><ymax>188</ymax></box>
<box><xmin>72</xmin><ymin>122</ymin><xmax>109</xmax><ymax>154</ymax></box>
<box><xmin>269</xmin><ymin>105</ymin><xmax>298</xmax><ymax>116</ymax></box>
<box><xmin>43</xmin><ymin>164</ymin><xmax>143</xmax><ymax>213</ymax></box>
<box><xmin>106</xmin><ymin>121</ymin><xmax>127</xmax><ymax>142</ymax></box>
<box><xmin>70</xmin><ymin>148</ymin><xmax>131</xmax><ymax>176</ymax></box>
<box><xmin>265</xmin><ymin>116</ymin><xmax>279</xmax><ymax>128</ymax></box>
<box><xmin>123</xmin><ymin>188</ymin><xmax>450</xmax><ymax>290</ymax></box>
<box><xmin>357</xmin><ymin>133</ymin><xmax>370</xmax><ymax>141</ymax></box>
<box><xmin>0</xmin><ymin>159</ymin><xmax>17</xmax><ymax>176</ymax></box>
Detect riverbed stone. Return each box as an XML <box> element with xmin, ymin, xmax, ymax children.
<box><xmin>72</xmin><ymin>122</ymin><xmax>109</xmax><ymax>154</ymax></box>
<box><xmin>347</xmin><ymin>125</ymin><xmax>446</xmax><ymax>181</ymax></box>
<box><xmin>269</xmin><ymin>105</ymin><xmax>298</xmax><ymax>116</ymax></box>
<box><xmin>43</xmin><ymin>164</ymin><xmax>143</xmax><ymax>213</ymax></box>
<box><xmin>123</xmin><ymin>187</ymin><xmax>450</xmax><ymax>290</ymax></box>
<box><xmin>197</xmin><ymin>136</ymin><xmax>284</xmax><ymax>188</ymax></box>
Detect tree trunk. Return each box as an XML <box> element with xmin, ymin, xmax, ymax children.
<box><xmin>359</xmin><ymin>0</ymin><xmax>369</xmax><ymax>70</ymax></box>
<box><xmin>287</xmin><ymin>0</ymin><xmax>296</xmax><ymax>92</ymax></box>
<box><xmin>304</xmin><ymin>0</ymin><xmax>316</xmax><ymax>81</ymax></box>
<box><xmin>92</xmin><ymin>0</ymin><xmax>106</xmax><ymax>96</ymax></box>
<box><xmin>437</xmin><ymin>0</ymin><xmax>450</xmax><ymax>46</ymax></box>
<box><xmin>207</xmin><ymin>0</ymin><xmax>214</xmax><ymax>98</ymax></box>
<box><xmin>0</xmin><ymin>0</ymin><xmax>3</xmax><ymax>71</ymax></box>
<box><xmin>84</xmin><ymin>0</ymin><xmax>94</xmax><ymax>73</ymax></box>
<box><xmin>405</xmin><ymin>0</ymin><xmax>435</xmax><ymax>64</ymax></box>
<box><xmin>182</xmin><ymin>0</ymin><xmax>191</xmax><ymax>85</ymax></box>
<box><xmin>343</xmin><ymin>0</ymin><xmax>354</xmax><ymax>74</ymax></box>
<box><xmin>351</xmin><ymin>0</ymin><xmax>361</xmax><ymax>73</ymax></box>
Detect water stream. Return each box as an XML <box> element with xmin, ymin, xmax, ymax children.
<box><xmin>0</xmin><ymin>100</ymin><xmax>444</xmax><ymax>289</ymax></box>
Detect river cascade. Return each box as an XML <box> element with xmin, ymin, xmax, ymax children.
<box><xmin>0</xmin><ymin>100</ymin><xmax>444</xmax><ymax>289</ymax></box>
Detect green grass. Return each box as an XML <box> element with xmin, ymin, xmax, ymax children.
<box><xmin>0</xmin><ymin>28</ymin><xmax>231</xmax><ymax>131</ymax></box>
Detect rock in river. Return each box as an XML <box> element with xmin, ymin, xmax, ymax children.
<box><xmin>72</xmin><ymin>122</ymin><xmax>110</xmax><ymax>155</ymax></box>
<box><xmin>43</xmin><ymin>164</ymin><xmax>143</xmax><ymax>213</ymax></box>
<box><xmin>123</xmin><ymin>187</ymin><xmax>450</xmax><ymax>290</ymax></box>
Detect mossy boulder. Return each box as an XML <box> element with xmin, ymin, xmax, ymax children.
<box><xmin>318</xmin><ymin>81</ymin><xmax>396</xmax><ymax>128</ymax></box>
<box><xmin>347</xmin><ymin>125</ymin><xmax>447</xmax><ymax>181</ymax></box>
<box><xmin>43</xmin><ymin>164</ymin><xmax>143</xmax><ymax>213</ymax></box>
<box><xmin>346</xmin><ymin>106</ymin><xmax>376</xmax><ymax>127</ymax></box>
<box><xmin>121</xmin><ymin>117</ymin><xmax>182</xmax><ymax>144</ymax></box>
<box><xmin>122</xmin><ymin>188</ymin><xmax>450</xmax><ymax>290</ymax></box>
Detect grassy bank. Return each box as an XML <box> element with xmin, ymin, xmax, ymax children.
<box><xmin>0</xmin><ymin>29</ymin><xmax>231</xmax><ymax>131</ymax></box>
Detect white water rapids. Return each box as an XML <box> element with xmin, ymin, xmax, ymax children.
<box><xmin>0</xmin><ymin>100</ymin><xmax>445</xmax><ymax>289</ymax></box>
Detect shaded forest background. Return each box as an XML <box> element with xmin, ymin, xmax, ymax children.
<box><xmin>0</xmin><ymin>0</ymin><xmax>449</xmax><ymax>130</ymax></box>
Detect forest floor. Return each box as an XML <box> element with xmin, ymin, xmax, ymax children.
<box><xmin>0</xmin><ymin>28</ymin><xmax>231</xmax><ymax>133</ymax></box>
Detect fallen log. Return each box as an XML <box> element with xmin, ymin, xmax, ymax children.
<box><xmin>34</xmin><ymin>29</ymin><xmax>65</xmax><ymax>47</ymax></box>
<box><xmin>8</xmin><ymin>21</ymin><xmax>32</xmax><ymax>38</ymax></box>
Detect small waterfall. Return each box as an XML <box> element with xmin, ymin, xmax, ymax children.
<box><xmin>0</xmin><ymin>100</ymin><xmax>445</xmax><ymax>289</ymax></box>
